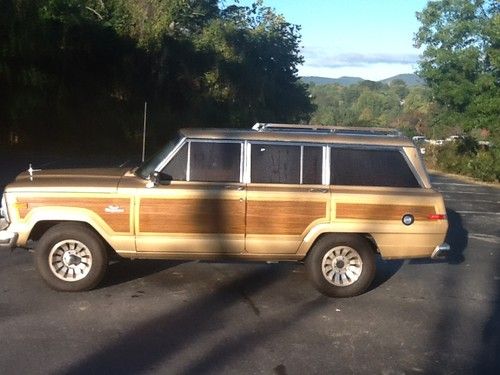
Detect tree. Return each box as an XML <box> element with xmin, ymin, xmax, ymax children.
<box><xmin>414</xmin><ymin>0</ymin><xmax>499</xmax><ymax>138</ymax></box>
<box><xmin>0</xmin><ymin>0</ymin><xmax>313</xmax><ymax>152</ymax></box>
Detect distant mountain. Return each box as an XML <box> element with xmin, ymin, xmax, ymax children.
<box><xmin>301</xmin><ymin>73</ymin><xmax>425</xmax><ymax>87</ymax></box>
<box><xmin>301</xmin><ymin>76</ymin><xmax>364</xmax><ymax>86</ymax></box>
<box><xmin>380</xmin><ymin>73</ymin><xmax>425</xmax><ymax>86</ymax></box>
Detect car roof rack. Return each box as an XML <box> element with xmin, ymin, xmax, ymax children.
<box><xmin>252</xmin><ymin>123</ymin><xmax>402</xmax><ymax>137</ymax></box>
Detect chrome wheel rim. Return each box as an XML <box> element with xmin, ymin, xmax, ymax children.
<box><xmin>48</xmin><ymin>240</ymin><xmax>92</xmax><ymax>282</ymax></box>
<box><xmin>321</xmin><ymin>246</ymin><xmax>363</xmax><ymax>286</ymax></box>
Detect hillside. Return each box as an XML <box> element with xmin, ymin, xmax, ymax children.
<box><xmin>300</xmin><ymin>76</ymin><xmax>363</xmax><ymax>86</ymax></box>
<box><xmin>301</xmin><ymin>73</ymin><xmax>424</xmax><ymax>87</ymax></box>
<box><xmin>380</xmin><ymin>73</ymin><xmax>424</xmax><ymax>86</ymax></box>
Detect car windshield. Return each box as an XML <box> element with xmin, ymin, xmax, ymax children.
<box><xmin>135</xmin><ymin>136</ymin><xmax>182</xmax><ymax>179</ymax></box>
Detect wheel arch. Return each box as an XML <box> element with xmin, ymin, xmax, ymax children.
<box><xmin>29</xmin><ymin>220</ymin><xmax>117</xmax><ymax>257</ymax></box>
<box><xmin>300</xmin><ymin>231</ymin><xmax>379</xmax><ymax>260</ymax></box>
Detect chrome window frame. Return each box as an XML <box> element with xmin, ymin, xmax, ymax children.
<box><xmin>155</xmin><ymin>137</ymin><xmax>187</xmax><ymax>173</ymax></box>
<box><xmin>322</xmin><ymin>146</ymin><xmax>330</xmax><ymax>185</ymax></box>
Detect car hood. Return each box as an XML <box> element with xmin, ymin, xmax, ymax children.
<box><xmin>6</xmin><ymin>168</ymin><xmax>130</xmax><ymax>193</ymax></box>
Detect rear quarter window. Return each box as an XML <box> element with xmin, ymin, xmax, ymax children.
<box><xmin>330</xmin><ymin>147</ymin><xmax>420</xmax><ymax>188</ymax></box>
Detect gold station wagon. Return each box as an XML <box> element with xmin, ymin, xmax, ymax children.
<box><xmin>0</xmin><ymin>123</ymin><xmax>450</xmax><ymax>297</ymax></box>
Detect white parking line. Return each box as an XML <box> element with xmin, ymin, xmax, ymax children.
<box><xmin>433</xmin><ymin>182</ymin><xmax>474</xmax><ymax>187</ymax></box>
<box><xmin>439</xmin><ymin>190</ymin><xmax>493</xmax><ymax>195</ymax></box>
<box><xmin>456</xmin><ymin>210</ymin><xmax>500</xmax><ymax>215</ymax></box>
<box><xmin>443</xmin><ymin>197</ymin><xmax>500</xmax><ymax>204</ymax></box>
<box><xmin>468</xmin><ymin>233</ymin><xmax>500</xmax><ymax>244</ymax></box>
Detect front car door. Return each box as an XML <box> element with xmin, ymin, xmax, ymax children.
<box><xmin>136</xmin><ymin>139</ymin><xmax>246</xmax><ymax>254</ymax></box>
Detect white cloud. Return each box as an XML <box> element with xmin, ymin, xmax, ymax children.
<box><xmin>299</xmin><ymin>46</ymin><xmax>421</xmax><ymax>80</ymax></box>
<box><xmin>303</xmin><ymin>47</ymin><xmax>419</xmax><ymax>68</ymax></box>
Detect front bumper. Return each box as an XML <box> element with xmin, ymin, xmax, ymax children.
<box><xmin>431</xmin><ymin>243</ymin><xmax>450</xmax><ymax>259</ymax></box>
<box><xmin>0</xmin><ymin>228</ymin><xmax>18</xmax><ymax>250</ymax></box>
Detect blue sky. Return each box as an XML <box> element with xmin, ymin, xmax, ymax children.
<box><xmin>227</xmin><ymin>0</ymin><xmax>429</xmax><ymax>80</ymax></box>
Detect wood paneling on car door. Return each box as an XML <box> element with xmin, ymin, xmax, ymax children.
<box><xmin>246</xmin><ymin>200</ymin><xmax>326</xmax><ymax>235</ymax></box>
<box><xmin>139</xmin><ymin>198</ymin><xmax>245</xmax><ymax>234</ymax></box>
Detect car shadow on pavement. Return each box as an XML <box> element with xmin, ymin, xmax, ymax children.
<box><xmin>100</xmin><ymin>259</ymin><xmax>184</xmax><ymax>288</ymax></box>
<box><xmin>369</xmin><ymin>257</ymin><xmax>404</xmax><ymax>291</ymax></box>
<box><xmin>57</xmin><ymin>265</ymin><xmax>327</xmax><ymax>375</ymax></box>
<box><xmin>409</xmin><ymin>208</ymin><xmax>467</xmax><ymax>265</ymax></box>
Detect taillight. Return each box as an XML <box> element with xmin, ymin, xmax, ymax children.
<box><xmin>428</xmin><ymin>214</ymin><xmax>446</xmax><ymax>220</ymax></box>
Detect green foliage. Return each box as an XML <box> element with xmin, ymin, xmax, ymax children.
<box><xmin>414</xmin><ymin>0</ymin><xmax>500</xmax><ymax>136</ymax></box>
<box><xmin>0</xmin><ymin>0</ymin><xmax>313</xmax><ymax>153</ymax></box>
<box><xmin>425</xmin><ymin>139</ymin><xmax>499</xmax><ymax>182</ymax></box>
<box><xmin>308</xmin><ymin>0</ymin><xmax>499</xmax><ymax>182</ymax></box>
<box><xmin>308</xmin><ymin>80</ymin><xmax>432</xmax><ymax>134</ymax></box>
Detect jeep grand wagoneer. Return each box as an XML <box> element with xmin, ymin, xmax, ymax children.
<box><xmin>0</xmin><ymin>123</ymin><xmax>449</xmax><ymax>297</ymax></box>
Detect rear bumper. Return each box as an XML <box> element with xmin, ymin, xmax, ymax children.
<box><xmin>0</xmin><ymin>229</ymin><xmax>18</xmax><ymax>250</ymax></box>
<box><xmin>431</xmin><ymin>243</ymin><xmax>450</xmax><ymax>259</ymax></box>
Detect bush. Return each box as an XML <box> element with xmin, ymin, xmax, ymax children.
<box><xmin>424</xmin><ymin>139</ymin><xmax>499</xmax><ymax>182</ymax></box>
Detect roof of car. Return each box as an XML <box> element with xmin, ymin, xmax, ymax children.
<box><xmin>179</xmin><ymin>125</ymin><xmax>415</xmax><ymax>147</ymax></box>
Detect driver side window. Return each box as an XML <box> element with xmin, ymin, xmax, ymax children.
<box><xmin>160</xmin><ymin>141</ymin><xmax>241</xmax><ymax>182</ymax></box>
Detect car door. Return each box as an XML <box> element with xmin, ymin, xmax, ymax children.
<box><xmin>136</xmin><ymin>139</ymin><xmax>246</xmax><ymax>254</ymax></box>
<box><xmin>245</xmin><ymin>142</ymin><xmax>331</xmax><ymax>254</ymax></box>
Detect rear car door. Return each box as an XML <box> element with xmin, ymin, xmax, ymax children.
<box><xmin>245</xmin><ymin>142</ymin><xmax>330</xmax><ymax>254</ymax></box>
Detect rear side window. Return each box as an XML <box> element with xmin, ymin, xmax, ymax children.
<box><xmin>330</xmin><ymin>147</ymin><xmax>420</xmax><ymax>188</ymax></box>
<box><xmin>251</xmin><ymin>144</ymin><xmax>300</xmax><ymax>184</ymax></box>
<box><xmin>302</xmin><ymin>146</ymin><xmax>323</xmax><ymax>184</ymax></box>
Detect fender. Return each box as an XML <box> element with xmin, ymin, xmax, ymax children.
<box><xmin>15</xmin><ymin>206</ymin><xmax>135</xmax><ymax>252</ymax></box>
<box><xmin>297</xmin><ymin>220</ymin><xmax>446</xmax><ymax>259</ymax></box>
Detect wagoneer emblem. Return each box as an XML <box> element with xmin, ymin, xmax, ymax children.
<box><xmin>105</xmin><ymin>205</ymin><xmax>125</xmax><ymax>214</ymax></box>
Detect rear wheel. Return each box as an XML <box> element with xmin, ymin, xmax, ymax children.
<box><xmin>305</xmin><ymin>235</ymin><xmax>375</xmax><ymax>297</ymax></box>
<box><xmin>35</xmin><ymin>223</ymin><xmax>108</xmax><ymax>291</ymax></box>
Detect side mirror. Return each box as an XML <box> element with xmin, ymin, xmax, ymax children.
<box><xmin>146</xmin><ymin>171</ymin><xmax>160</xmax><ymax>188</ymax></box>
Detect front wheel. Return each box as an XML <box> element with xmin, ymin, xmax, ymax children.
<box><xmin>305</xmin><ymin>235</ymin><xmax>375</xmax><ymax>297</ymax></box>
<box><xmin>35</xmin><ymin>223</ymin><xmax>108</xmax><ymax>291</ymax></box>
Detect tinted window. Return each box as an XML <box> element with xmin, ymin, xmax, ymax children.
<box><xmin>190</xmin><ymin>142</ymin><xmax>241</xmax><ymax>182</ymax></box>
<box><xmin>160</xmin><ymin>143</ymin><xmax>187</xmax><ymax>181</ymax></box>
<box><xmin>251</xmin><ymin>144</ymin><xmax>300</xmax><ymax>184</ymax></box>
<box><xmin>302</xmin><ymin>146</ymin><xmax>323</xmax><ymax>184</ymax></box>
<box><xmin>330</xmin><ymin>147</ymin><xmax>420</xmax><ymax>187</ymax></box>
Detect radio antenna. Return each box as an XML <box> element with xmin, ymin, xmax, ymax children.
<box><xmin>141</xmin><ymin>101</ymin><xmax>147</xmax><ymax>162</ymax></box>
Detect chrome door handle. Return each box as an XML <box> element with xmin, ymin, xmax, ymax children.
<box><xmin>309</xmin><ymin>188</ymin><xmax>329</xmax><ymax>193</ymax></box>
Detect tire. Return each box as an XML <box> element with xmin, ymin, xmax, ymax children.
<box><xmin>35</xmin><ymin>223</ymin><xmax>108</xmax><ymax>291</ymax></box>
<box><xmin>305</xmin><ymin>234</ymin><xmax>376</xmax><ymax>297</ymax></box>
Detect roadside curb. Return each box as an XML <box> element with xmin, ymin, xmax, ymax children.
<box><xmin>428</xmin><ymin>169</ymin><xmax>500</xmax><ymax>188</ymax></box>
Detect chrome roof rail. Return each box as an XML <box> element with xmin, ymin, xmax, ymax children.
<box><xmin>252</xmin><ymin>123</ymin><xmax>402</xmax><ymax>137</ymax></box>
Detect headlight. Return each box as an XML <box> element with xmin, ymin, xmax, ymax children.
<box><xmin>0</xmin><ymin>194</ymin><xmax>9</xmax><ymax>223</ymax></box>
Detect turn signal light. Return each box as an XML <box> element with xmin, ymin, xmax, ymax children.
<box><xmin>428</xmin><ymin>214</ymin><xmax>446</xmax><ymax>220</ymax></box>
<box><xmin>14</xmin><ymin>202</ymin><xmax>28</xmax><ymax>210</ymax></box>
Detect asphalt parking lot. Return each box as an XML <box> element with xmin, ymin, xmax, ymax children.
<box><xmin>0</xmin><ymin>158</ymin><xmax>499</xmax><ymax>374</ymax></box>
